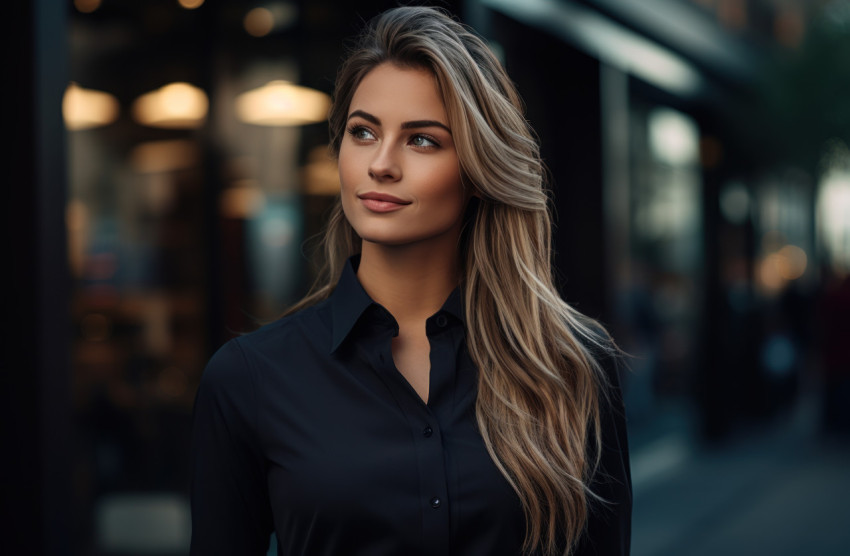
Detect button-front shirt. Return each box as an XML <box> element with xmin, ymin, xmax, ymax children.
<box><xmin>190</xmin><ymin>258</ymin><xmax>631</xmax><ymax>555</ymax></box>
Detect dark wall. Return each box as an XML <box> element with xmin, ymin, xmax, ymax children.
<box><xmin>3</xmin><ymin>0</ymin><xmax>71</xmax><ymax>554</ymax></box>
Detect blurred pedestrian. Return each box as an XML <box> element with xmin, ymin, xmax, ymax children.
<box><xmin>819</xmin><ymin>272</ymin><xmax>850</xmax><ymax>436</ymax></box>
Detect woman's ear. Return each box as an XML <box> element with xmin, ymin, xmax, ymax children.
<box><xmin>460</xmin><ymin>172</ymin><xmax>481</xmax><ymax>199</ymax></box>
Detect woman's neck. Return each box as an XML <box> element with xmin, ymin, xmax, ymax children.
<box><xmin>356</xmin><ymin>240</ymin><xmax>460</xmax><ymax>325</ymax></box>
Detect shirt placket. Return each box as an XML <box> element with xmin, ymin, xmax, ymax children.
<box><xmin>371</xmin><ymin>311</ymin><xmax>454</xmax><ymax>556</ymax></box>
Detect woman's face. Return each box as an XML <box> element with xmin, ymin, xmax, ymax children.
<box><xmin>339</xmin><ymin>63</ymin><xmax>467</xmax><ymax>249</ymax></box>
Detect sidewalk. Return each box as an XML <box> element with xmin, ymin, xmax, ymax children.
<box><xmin>630</xmin><ymin>397</ymin><xmax>850</xmax><ymax>556</ymax></box>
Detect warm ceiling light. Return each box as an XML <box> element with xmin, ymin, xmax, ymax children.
<box><xmin>178</xmin><ymin>0</ymin><xmax>205</xmax><ymax>9</ymax></box>
<box><xmin>74</xmin><ymin>0</ymin><xmax>102</xmax><ymax>13</ymax></box>
<box><xmin>244</xmin><ymin>7</ymin><xmax>275</xmax><ymax>37</ymax></box>
<box><xmin>235</xmin><ymin>80</ymin><xmax>330</xmax><ymax>126</ymax></box>
<box><xmin>63</xmin><ymin>82</ymin><xmax>120</xmax><ymax>130</ymax></box>
<box><xmin>132</xmin><ymin>82</ymin><xmax>208</xmax><ymax>129</ymax></box>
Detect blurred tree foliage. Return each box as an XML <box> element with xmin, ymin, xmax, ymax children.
<box><xmin>759</xmin><ymin>1</ymin><xmax>850</xmax><ymax>169</ymax></box>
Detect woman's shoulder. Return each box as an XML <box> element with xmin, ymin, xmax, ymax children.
<box><xmin>238</xmin><ymin>298</ymin><xmax>333</xmax><ymax>351</ymax></box>
<box><xmin>202</xmin><ymin>298</ymin><xmax>333</xmax><ymax>384</ymax></box>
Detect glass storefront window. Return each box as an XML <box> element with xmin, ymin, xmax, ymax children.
<box><xmin>620</xmin><ymin>103</ymin><xmax>703</xmax><ymax>421</ymax></box>
<box><xmin>65</xmin><ymin>2</ymin><xmax>342</xmax><ymax>551</ymax></box>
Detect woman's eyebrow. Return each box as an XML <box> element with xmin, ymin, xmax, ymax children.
<box><xmin>401</xmin><ymin>120</ymin><xmax>451</xmax><ymax>134</ymax></box>
<box><xmin>347</xmin><ymin>110</ymin><xmax>380</xmax><ymax>126</ymax></box>
<box><xmin>347</xmin><ymin>110</ymin><xmax>451</xmax><ymax>134</ymax></box>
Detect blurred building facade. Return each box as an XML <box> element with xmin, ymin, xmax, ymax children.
<box><xmin>6</xmin><ymin>0</ymin><xmax>850</xmax><ymax>554</ymax></box>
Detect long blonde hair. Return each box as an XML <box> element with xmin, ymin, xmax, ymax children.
<box><xmin>294</xmin><ymin>7</ymin><xmax>613</xmax><ymax>555</ymax></box>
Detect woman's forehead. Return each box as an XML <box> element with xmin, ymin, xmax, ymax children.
<box><xmin>348</xmin><ymin>63</ymin><xmax>448</xmax><ymax>124</ymax></box>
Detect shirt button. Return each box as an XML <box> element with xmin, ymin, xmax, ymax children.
<box><xmin>435</xmin><ymin>314</ymin><xmax>448</xmax><ymax>327</ymax></box>
<box><xmin>423</xmin><ymin>426</ymin><xmax>433</xmax><ymax>437</ymax></box>
<box><xmin>430</xmin><ymin>497</ymin><xmax>441</xmax><ymax>509</ymax></box>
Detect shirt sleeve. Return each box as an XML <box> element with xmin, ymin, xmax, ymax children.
<box><xmin>190</xmin><ymin>338</ymin><xmax>273</xmax><ymax>555</ymax></box>
<box><xmin>574</xmin><ymin>351</ymin><xmax>633</xmax><ymax>556</ymax></box>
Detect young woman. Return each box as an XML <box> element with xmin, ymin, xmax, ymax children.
<box><xmin>191</xmin><ymin>7</ymin><xmax>631</xmax><ymax>556</ymax></box>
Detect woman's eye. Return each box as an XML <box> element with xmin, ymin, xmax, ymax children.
<box><xmin>348</xmin><ymin>126</ymin><xmax>375</xmax><ymax>141</ymax></box>
<box><xmin>410</xmin><ymin>135</ymin><xmax>437</xmax><ymax>148</ymax></box>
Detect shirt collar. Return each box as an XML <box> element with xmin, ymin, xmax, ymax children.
<box><xmin>329</xmin><ymin>255</ymin><xmax>466</xmax><ymax>353</ymax></box>
<box><xmin>330</xmin><ymin>256</ymin><xmax>375</xmax><ymax>353</ymax></box>
<box><xmin>439</xmin><ymin>286</ymin><xmax>464</xmax><ymax>323</ymax></box>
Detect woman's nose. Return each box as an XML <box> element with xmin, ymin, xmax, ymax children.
<box><xmin>368</xmin><ymin>143</ymin><xmax>401</xmax><ymax>182</ymax></box>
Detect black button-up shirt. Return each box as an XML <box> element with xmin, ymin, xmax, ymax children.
<box><xmin>191</xmin><ymin>258</ymin><xmax>631</xmax><ymax>555</ymax></box>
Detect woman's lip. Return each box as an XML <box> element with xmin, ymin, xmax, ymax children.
<box><xmin>357</xmin><ymin>192</ymin><xmax>411</xmax><ymax>204</ymax></box>
<box><xmin>359</xmin><ymin>198</ymin><xmax>409</xmax><ymax>213</ymax></box>
<box><xmin>357</xmin><ymin>192</ymin><xmax>411</xmax><ymax>213</ymax></box>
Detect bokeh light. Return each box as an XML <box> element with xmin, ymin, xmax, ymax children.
<box><xmin>235</xmin><ymin>80</ymin><xmax>330</xmax><ymax>126</ymax></box>
<box><xmin>244</xmin><ymin>7</ymin><xmax>274</xmax><ymax>37</ymax></box>
<box><xmin>132</xmin><ymin>82</ymin><xmax>208</xmax><ymax>129</ymax></box>
<box><xmin>63</xmin><ymin>83</ymin><xmax>120</xmax><ymax>130</ymax></box>
<box><xmin>178</xmin><ymin>0</ymin><xmax>205</xmax><ymax>9</ymax></box>
<box><xmin>74</xmin><ymin>0</ymin><xmax>102</xmax><ymax>14</ymax></box>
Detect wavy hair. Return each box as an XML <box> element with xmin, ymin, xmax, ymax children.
<box><xmin>292</xmin><ymin>7</ymin><xmax>612</xmax><ymax>555</ymax></box>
